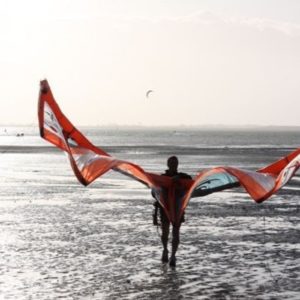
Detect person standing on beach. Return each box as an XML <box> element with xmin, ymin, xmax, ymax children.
<box><xmin>152</xmin><ymin>156</ymin><xmax>192</xmax><ymax>267</ymax></box>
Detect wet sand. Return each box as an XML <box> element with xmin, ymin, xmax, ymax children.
<box><xmin>0</xmin><ymin>146</ymin><xmax>299</xmax><ymax>299</ymax></box>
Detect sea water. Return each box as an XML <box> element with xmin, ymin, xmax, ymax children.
<box><xmin>0</xmin><ymin>126</ymin><xmax>299</xmax><ymax>299</ymax></box>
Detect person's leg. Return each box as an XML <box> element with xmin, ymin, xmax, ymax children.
<box><xmin>169</xmin><ymin>224</ymin><xmax>181</xmax><ymax>267</ymax></box>
<box><xmin>161</xmin><ymin>220</ymin><xmax>170</xmax><ymax>262</ymax></box>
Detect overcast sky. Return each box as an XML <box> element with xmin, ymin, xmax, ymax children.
<box><xmin>1</xmin><ymin>0</ymin><xmax>300</xmax><ymax>126</ymax></box>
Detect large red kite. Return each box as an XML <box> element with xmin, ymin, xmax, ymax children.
<box><xmin>38</xmin><ymin>80</ymin><xmax>300</xmax><ymax>225</ymax></box>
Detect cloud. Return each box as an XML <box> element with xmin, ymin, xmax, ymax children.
<box><xmin>173</xmin><ymin>11</ymin><xmax>300</xmax><ymax>37</ymax></box>
<box><xmin>237</xmin><ymin>17</ymin><xmax>300</xmax><ymax>37</ymax></box>
<box><xmin>96</xmin><ymin>10</ymin><xmax>300</xmax><ymax>37</ymax></box>
<box><xmin>2</xmin><ymin>4</ymin><xmax>300</xmax><ymax>37</ymax></box>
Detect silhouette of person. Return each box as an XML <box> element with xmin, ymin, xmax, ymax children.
<box><xmin>152</xmin><ymin>156</ymin><xmax>192</xmax><ymax>267</ymax></box>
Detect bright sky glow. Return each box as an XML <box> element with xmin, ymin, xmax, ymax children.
<box><xmin>0</xmin><ymin>0</ymin><xmax>300</xmax><ymax>126</ymax></box>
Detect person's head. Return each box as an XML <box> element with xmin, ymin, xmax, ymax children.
<box><xmin>167</xmin><ymin>156</ymin><xmax>178</xmax><ymax>173</ymax></box>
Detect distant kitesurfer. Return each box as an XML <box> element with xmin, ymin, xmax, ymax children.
<box><xmin>146</xmin><ymin>90</ymin><xmax>153</xmax><ymax>98</ymax></box>
<box><xmin>152</xmin><ymin>156</ymin><xmax>192</xmax><ymax>267</ymax></box>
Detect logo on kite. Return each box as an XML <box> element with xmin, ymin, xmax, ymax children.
<box><xmin>146</xmin><ymin>90</ymin><xmax>154</xmax><ymax>98</ymax></box>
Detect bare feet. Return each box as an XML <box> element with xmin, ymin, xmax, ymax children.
<box><xmin>162</xmin><ymin>249</ymin><xmax>169</xmax><ymax>263</ymax></box>
<box><xmin>169</xmin><ymin>256</ymin><xmax>176</xmax><ymax>267</ymax></box>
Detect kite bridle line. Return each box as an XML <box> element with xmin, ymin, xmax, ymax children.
<box><xmin>155</xmin><ymin>222</ymin><xmax>161</xmax><ymax>241</ymax></box>
<box><xmin>262</xmin><ymin>213</ymin><xmax>285</xmax><ymax>290</ymax></box>
<box><xmin>262</xmin><ymin>215</ymin><xmax>277</xmax><ymax>284</ymax></box>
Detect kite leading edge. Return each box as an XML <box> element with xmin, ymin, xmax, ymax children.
<box><xmin>38</xmin><ymin>80</ymin><xmax>300</xmax><ymax>225</ymax></box>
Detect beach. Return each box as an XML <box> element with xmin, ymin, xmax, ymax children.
<box><xmin>0</xmin><ymin>126</ymin><xmax>299</xmax><ymax>299</ymax></box>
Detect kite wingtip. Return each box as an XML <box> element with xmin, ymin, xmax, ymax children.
<box><xmin>40</xmin><ymin>79</ymin><xmax>49</xmax><ymax>94</ymax></box>
<box><xmin>40</xmin><ymin>78</ymin><xmax>48</xmax><ymax>85</ymax></box>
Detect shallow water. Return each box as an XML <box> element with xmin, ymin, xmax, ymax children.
<box><xmin>0</xmin><ymin>127</ymin><xmax>299</xmax><ymax>299</ymax></box>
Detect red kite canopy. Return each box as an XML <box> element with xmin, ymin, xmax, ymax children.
<box><xmin>38</xmin><ymin>80</ymin><xmax>300</xmax><ymax>225</ymax></box>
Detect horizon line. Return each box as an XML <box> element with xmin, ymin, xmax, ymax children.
<box><xmin>1</xmin><ymin>123</ymin><xmax>300</xmax><ymax>129</ymax></box>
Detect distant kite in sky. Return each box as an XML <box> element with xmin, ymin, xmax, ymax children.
<box><xmin>38</xmin><ymin>80</ymin><xmax>300</xmax><ymax>226</ymax></box>
<box><xmin>146</xmin><ymin>90</ymin><xmax>154</xmax><ymax>98</ymax></box>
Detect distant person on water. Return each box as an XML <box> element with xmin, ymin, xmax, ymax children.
<box><xmin>152</xmin><ymin>156</ymin><xmax>192</xmax><ymax>267</ymax></box>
